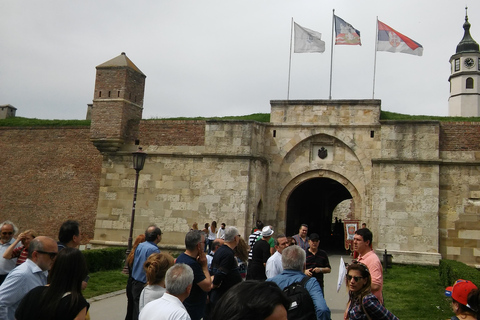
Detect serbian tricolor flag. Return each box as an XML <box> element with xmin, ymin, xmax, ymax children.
<box><xmin>334</xmin><ymin>15</ymin><xmax>361</xmax><ymax>45</ymax></box>
<box><xmin>377</xmin><ymin>20</ymin><xmax>423</xmax><ymax>56</ymax></box>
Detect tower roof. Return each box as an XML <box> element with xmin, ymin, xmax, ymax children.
<box><xmin>456</xmin><ymin>8</ymin><xmax>479</xmax><ymax>53</ymax></box>
<box><xmin>96</xmin><ymin>52</ymin><xmax>145</xmax><ymax>75</ymax></box>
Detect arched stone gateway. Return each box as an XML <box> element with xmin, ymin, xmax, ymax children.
<box><xmin>279</xmin><ymin>171</ymin><xmax>362</xmax><ymax>252</ymax></box>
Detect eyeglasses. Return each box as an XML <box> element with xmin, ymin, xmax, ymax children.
<box><xmin>1</xmin><ymin>232</ymin><xmax>13</xmax><ymax>235</ymax></box>
<box><xmin>36</xmin><ymin>250</ymin><xmax>57</xmax><ymax>259</ymax></box>
<box><xmin>346</xmin><ymin>275</ymin><xmax>364</xmax><ymax>282</ymax></box>
<box><xmin>350</xmin><ymin>261</ymin><xmax>370</xmax><ymax>275</ymax></box>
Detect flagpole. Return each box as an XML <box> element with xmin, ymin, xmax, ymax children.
<box><xmin>329</xmin><ymin>9</ymin><xmax>335</xmax><ymax>100</ymax></box>
<box><xmin>287</xmin><ymin>18</ymin><xmax>294</xmax><ymax>100</ymax></box>
<box><xmin>372</xmin><ymin>16</ymin><xmax>379</xmax><ymax>99</ymax></box>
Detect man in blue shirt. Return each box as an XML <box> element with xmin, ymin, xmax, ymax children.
<box><xmin>131</xmin><ymin>225</ymin><xmax>162</xmax><ymax>320</ymax></box>
<box><xmin>175</xmin><ymin>230</ymin><xmax>211</xmax><ymax>320</ymax></box>
<box><xmin>267</xmin><ymin>245</ymin><xmax>331</xmax><ymax>320</ymax></box>
<box><xmin>0</xmin><ymin>236</ymin><xmax>58</xmax><ymax>320</ymax></box>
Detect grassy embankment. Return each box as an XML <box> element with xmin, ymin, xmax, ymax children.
<box><xmin>2</xmin><ymin>110</ymin><xmax>480</xmax><ymax>126</ymax></box>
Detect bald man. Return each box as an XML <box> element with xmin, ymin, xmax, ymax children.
<box><xmin>0</xmin><ymin>236</ymin><xmax>58</xmax><ymax>320</ymax></box>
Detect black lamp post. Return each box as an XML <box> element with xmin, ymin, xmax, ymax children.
<box><xmin>123</xmin><ymin>147</ymin><xmax>147</xmax><ymax>273</ymax></box>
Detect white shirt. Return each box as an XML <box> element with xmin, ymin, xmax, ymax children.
<box><xmin>216</xmin><ymin>228</ymin><xmax>225</xmax><ymax>239</ymax></box>
<box><xmin>207</xmin><ymin>227</ymin><xmax>216</xmax><ymax>241</ymax></box>
<box><xmin>139</xmin><ymin>292</ymin><xmax>191</xmax><ymax>320</ymax></box>
<box><xmin>265</xmin><ymin>251</ymin><xmax>283</xmax><ymax>279</ymax></box>
<box><xmin>139</xmin><ymin>285</ymin><xmax>166</xmax><ymax>312</ymax></box>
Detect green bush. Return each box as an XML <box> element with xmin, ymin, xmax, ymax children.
<box><xmin>439</xmin><ymin>259</ymin><xmax>480</xmax><ymax>287</ymax></box>
<box><xmin>82</xmin><ymin>247</ymin><xmax>127</xmax><ymax>273</ymax></box>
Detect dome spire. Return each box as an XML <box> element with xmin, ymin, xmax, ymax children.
<box><xmin>456</xmin><ymin>6</ymin><xmax>479</xmax><ymax>53</ymax></box>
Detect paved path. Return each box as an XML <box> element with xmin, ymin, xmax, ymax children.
<box><xmin>88</xmin><ymin>254</ymin><xmax>351</xmax><ymax>320</ymax></box>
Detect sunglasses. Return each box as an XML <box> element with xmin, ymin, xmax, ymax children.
<box><xmin>350</xmin><ymin>260</ymin><xmax>370</xmax><ymax>275</ymax></box>
<box><xmin>2</xmin><ymin>232</ymin><xmax>13</xmax><ymax>235</ymax></box>
<box><xmin>346</xmin><ymin>275</ymin><xmax>364</xmax><ymax>282</ymax></box>
<box><xmin>36</xmin><ymin>250</ymin><xmax>57</xmax><ymax>259</ymax></box>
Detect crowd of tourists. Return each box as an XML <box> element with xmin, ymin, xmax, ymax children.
<box><xmin>0</xmin><ymin>219</ymin><xmax>89</xmax><ymax>320</ymax></box>
<box><xmin>0</xmin><ymin>218</ymin><xmax>478</xmax><ymax>320</ymax></box>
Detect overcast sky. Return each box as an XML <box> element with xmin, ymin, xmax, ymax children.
<box><xmin>1</xmin><ymin>1</ymin><xmax>479</xmax><ymax>120</ymax></box>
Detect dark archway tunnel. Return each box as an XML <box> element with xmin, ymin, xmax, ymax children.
<box><xmin>286</xmin><ymin>177</ymin><xmax>352</xmax><ymax>252</ymax></box>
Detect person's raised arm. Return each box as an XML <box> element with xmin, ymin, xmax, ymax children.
<box><xmin>196</xmin><ymin>251</ymin><xmax>212</xmax><ymax>292</ymax></box>
<box><xmin>2</xmin><ymin>233</ymin><xmax>24</xmax><ymax>259</ymax></box>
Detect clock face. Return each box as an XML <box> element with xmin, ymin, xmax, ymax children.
<box><xmin>464</xmin><ymin>57</ymin><xmax>475</xmax><ymax>69</ymax></box>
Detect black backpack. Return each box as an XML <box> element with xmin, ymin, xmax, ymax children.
<box><xmin>282</xmin><ymin>276</ymin><xmax>316</xmax><ymax>320</ymax></box>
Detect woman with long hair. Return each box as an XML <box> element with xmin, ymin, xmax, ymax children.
<box><xmin>344</xmin><ymin>262</ymin><xmax>398</xmax><ymax>320</ymax></box>
<box><xmin>208</xmin><ymin>221</ymin><xmax>217</xmax><ymax>253</ymax></box>
<box><xmin>139</xmin><ymin>252</ymin><xmax>175</xmax><ymax>311</ymax></box>
<box><xmin>202</xmin><ymin>223</ymin><xmax>210</xmax><ymax>252</ymax></box>
<box><xmin>3</xmin><ymin>229</ymin><xmax>36</xmax><ymax>266</ymax></box>
<box><xmin>125</xmin><ymin>234</ymin><xmax>146</xmax><ymax>320</ymax></box>
<box><xmin>16</xmin><ymin>247</ymin><xmax>89</xmax><ymax>320</ymax></box>
<box><xmin>234</xmin><ymin>236</ymin><xmax>249</xmax><ymax>279</ymax></box>
<box><xmin>446</xmin><ymin>279</ymin><xmax>479</xmax><ymax>320</ymax></box>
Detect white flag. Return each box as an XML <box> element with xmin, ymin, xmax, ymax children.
<box><xmin>337</xmin><ymin>256</ymin><xmax>347</xmax><ymax>292</ymax></box>
<box><xmin>294</xmin><ymin>22</ymin><xmax>325</xmax><ymax>53</ymax></box>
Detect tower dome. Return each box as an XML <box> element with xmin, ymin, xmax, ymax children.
<box><xmin>455</xmin><ymin>10</ymin><xmax>479</xmax><ymax>53</ymax></box>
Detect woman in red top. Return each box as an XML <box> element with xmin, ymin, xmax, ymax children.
<box><xmin>2</xmin><ymin>229</ymin><xmax>36</xmax><ymax>266</ymax></box>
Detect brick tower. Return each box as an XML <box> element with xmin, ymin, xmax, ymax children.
<box><xmin>90</xmin><ymin>52</ymin><xmax>146</xmax><ymax>153</ymax></box>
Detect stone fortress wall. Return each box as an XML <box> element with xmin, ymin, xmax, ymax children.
<box><xmin>1</xmin><ymin>52</ymin><xmax>480</xmax><ymax>266</ymax></box>
<box><xmin>1</xmin><ymin>113</ymin><xmax>480</xmax><ymax>266</ymax></box>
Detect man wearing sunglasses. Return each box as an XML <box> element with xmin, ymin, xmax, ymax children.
<box><xmin>0</xmin><ymin>236</ymin><xmax>57</xmax><ymax>320</ymax></box>
<box><xmin>0</xmin><ymin>221</ymin><xmax>20</xmax><ymax>285</ymax></box>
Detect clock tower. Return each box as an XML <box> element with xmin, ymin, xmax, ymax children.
<box><xmin>449</xmin><ymin>8</ymin><xmax>480</xmax><ymax>117</ymax></box>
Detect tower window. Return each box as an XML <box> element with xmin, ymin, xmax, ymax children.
<box><xmin>108</xmin><ymin>91</ymin><xmax>111</xmax><ymax>97</ymax></box>
<box><xmin>455</xmin><ymin>58</ymin><xmax>460</xmax><ymax>71</ymax></box>
<box><xmin>118</xmin><ymin>91</ymin><xmax>120</xmax><ymax>97</ymax></box>
<box><xmin>466</xmin><ymin>77</ymin><xmax>474</xmax><ymax>89</ymax></box>
<box><xmin>99</xmin><ymin>91</ymin><xmax>102</xmax><ymax>98</ymax></box>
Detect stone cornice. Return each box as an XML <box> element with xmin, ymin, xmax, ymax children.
<box><xmin>372</xmin><ymin>158</ymin><xmax>480</xmax><ymax>166</ymax></box>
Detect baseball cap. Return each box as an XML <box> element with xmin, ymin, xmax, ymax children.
<box><xmin>445</xmin><ymin>279</ymin><xmax>478</xmax><ymax>306</ymax></box>
<box><xmin>309</xmin><ymin>233</ymin><xmax>320</xmax><ymax>241</ymax></box>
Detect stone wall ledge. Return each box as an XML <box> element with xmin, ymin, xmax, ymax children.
<box><xmin>115</xmin><ymin>150</ymin><xmax>269</xmax><ymax>163</ymax></box>
<box><xmin>90</xmin><ymin>239</ymin><xmax>184</xmax><ymax>252</ymax></box>
<box><xmin>266</xmin><ymin>123</ymin><xmax>382</xmax><ymax>128</ymax></box>
<box><xmin>270</xmin><ymin>99</ymin><xmax>381</xmax><ymax>106</ymax></box>
<box><xmin>375</xmin><ymin>249</ymin><xmax>441</xmax><ymax>266</ymax></box>
<box><xmin>372</xmin><ymin>159</ymin><xmax>442</xmax><ymax>165</ymax></box>
<box><xmin>372</xmin><ymin>158</ymin><xmax>480</xmax><ymax>166</ymax></box>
